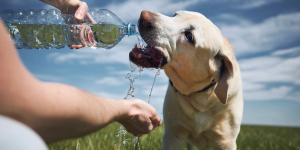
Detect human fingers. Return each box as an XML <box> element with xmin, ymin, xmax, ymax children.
<box><xmin>74</xmin><ymin>1</ymin><xmax>88</xmax><ymax>20</ymax></box>
<box><xmin>75</xmin><ymin>45</ymin><xmax>84</xmax><ymax>49</ymax></box>
<box><xmin>134</xmin><ymin>114</ymin><xmax>154</xmax><ymax>134</ymax></box>
<box><xmin>85</xmin><ymin>12</ymin><xmax>97</xmax><ymax>23</ymax></box>
<box><xmin>133</xmin><ymin>100</ymin><xmax>158</xmax><ymax>131</ymax></box>
<box><xmin>140</xmin><ymin>101</ymin><xmax>161</xmax><ymax>127</ymax></box>
<box><xmin>151</xmin><ymin>112</ymin><xmax>162</xmax><ymax>127</ymax></box>
<box><xmin>68</xmin><ymin>45</ymin><xmax>75</xmax><ymax>49</ymax></box>
<box><xmin>130</xmin><ymin>122</ymin><xmax>153</xmax><ymax>135</ymax></box>
<box><xmin>68</xmin><ymin>45</ymin><xmax>86</xmax><ymax>49</ymax></box>
<box><xmin>125</xmin><ymin>126</ymin><xmax>143</xmax><ymax>137</ymax></box>
<box><xmin>121</xmin><ymin>120</ymin><xmax>147</xmax><ymax>137</ymax></box>
<box><xmin>123</xmin><ymin>113</ymin><xmax>153</xmax><ymax>135</ymax></box>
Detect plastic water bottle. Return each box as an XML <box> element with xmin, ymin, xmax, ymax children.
<box><xmin>0</xmin><ymin>9</ymin><xmax>138</xmax><ymax>49</ymax></box>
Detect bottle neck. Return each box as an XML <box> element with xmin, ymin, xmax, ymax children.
<box><xmin>126</xmin><ymin>24</ymin><xmax>138</xmax><ymax>36</ymax></box>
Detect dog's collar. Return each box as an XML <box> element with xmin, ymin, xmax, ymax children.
<box><xmin>169</xmin><ymin>79</ymin><xmax>216</xmax><ymax>94</ymax></box>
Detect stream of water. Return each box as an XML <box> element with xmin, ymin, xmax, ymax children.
<box><xmin>114</xmin><ymin>33</ymin><xmax>162</xmax><ymax>150</ymax></box>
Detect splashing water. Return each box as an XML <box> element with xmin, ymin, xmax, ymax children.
<box><xmin>117</xmin><ymin>63</ymin><xmax>143</xmax><ymax>150</ymax></box>
<box><xmin>132</xmin><ymin>137</ymin><xmax>139</xmax><ymax>147</ymax></box>
<box><xmin>114</xmin><ymin>125</ymin><xmax>128</xmax><ymax>149</ymax></box>
<box><xmin>136</xmin><ymin>33</ymin><xmax>146</xmax><ymax>49</ymax></box>
<box><xmin>124</xmin><ymin>62</ymin><xmax>143</xmax><ymax>99</ymax></box>
<box><xmin>115</xmin><ymin>34</ymin><xmax>145</xmax><ymax>149</ymax></box>
<box><xmin>115</xmin><ymin>33</ymin><xmax>162</xmax><ymax>150</ymax></box>
<box><xmin>148</xmin><ymin>58</ymin><xmax>163</xmax><ymax>103</ymax></box>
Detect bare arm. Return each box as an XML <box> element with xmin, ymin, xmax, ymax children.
<box><xmin>0</xmin><ymin>21</ymin><xmax>161</xmax><ymax>143</ymax></box>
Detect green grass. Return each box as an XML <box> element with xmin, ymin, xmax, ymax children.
<box><xmin>48</xmin><ymin>122</ymin><xmax>300</xmax><ymax>150</ymax></box>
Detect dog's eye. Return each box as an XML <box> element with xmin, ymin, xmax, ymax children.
<box><xmin>173</xmin><ymin>12</ymin><xmax>177</xmax><ymax>17</ymax></box>
<box><xmin>185</xmin><ymin>31</ymin><xmax>194</xmax><ymax>44</ymax></box>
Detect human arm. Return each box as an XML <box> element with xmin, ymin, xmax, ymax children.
<box><xmin>0</xmin><ymin>22</ymin><xmax>161</xmax><ymax>143</ymax></box>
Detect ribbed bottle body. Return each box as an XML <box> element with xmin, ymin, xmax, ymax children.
<box><xmin>1</xmin><ymin>9</ymin><xmax>137</xmax><ymax>49</ymax></box>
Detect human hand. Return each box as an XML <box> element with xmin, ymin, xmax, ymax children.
<box><xmin>117</xmin><ymin>99</ymin><xmax>162</xmax><ymax>137</ymax></box>
<box><xmin>40</xmin><ymin>0</ymin><xmax>90</xmax><ymax>20</ymax></box>
<box><xmin>40</xmin><ymin>0</ymin><xmax>96</xmax><ymax>49</ymax></box>
<box><xmin>59</xmin><ymin>0</ymin><xmax>96</xmax><ymax>49</ymax></box>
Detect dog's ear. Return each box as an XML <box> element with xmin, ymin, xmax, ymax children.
<box><xmin>214</xmin><ymin>50</ymin><xmax>234</xmax><ymax>104</ymax></box>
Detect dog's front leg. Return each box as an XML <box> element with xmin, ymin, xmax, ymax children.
<box><xmin>162</xmin><ymin>130</ymin><xmax>187</xmax><ymax>150</ymax></box>
<box><xmin>212</xmin><ymin>140</ymin><xmax>237</xmax><ymax>150</ymax></box>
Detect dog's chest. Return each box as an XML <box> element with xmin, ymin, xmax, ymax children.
<box><xmin>185</xmin><ymin>111</ymin><xmax>213</xmax><ymax>134</ymax></box>
<box><xmin>173</xmin><ymin>92</ymin><xmax>222</xmax><ymax>133</ymax></box>
<box><xmin>178</xmin><ymin>92</ymin><xmax>218</xmax><ymax>120</ymax></box>
<box><xmin>170</xmin><ymin>95</ymin><xmax>215</xmax><ymax>133</ymax></box>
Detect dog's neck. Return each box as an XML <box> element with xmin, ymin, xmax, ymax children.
<box><xmin>169</xmin><ymin>79</ymin><xmax>216</xmax><ymax>95</ymax></box>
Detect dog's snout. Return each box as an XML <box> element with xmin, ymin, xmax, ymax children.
<box><xmin>139</xmin><ymin>10</ymin><xmax>153</xmax><ymax>28</ymax></box>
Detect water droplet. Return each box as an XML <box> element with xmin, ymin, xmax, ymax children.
<box><xmin>148</xmin><ymin>58</ymin><xmax>163</xmax><ymax>104</ymax></box>
<box><xmin>124</xmin><ymin>63</ymin><xmax>143</xmax><ymax>99</ymax></box>
<box><xmin>114</xmin><ymin>142</ymin><xmax>117</xmax><ymax>145</ymax></box>
<box><xmin>133</xmin><ymin>137</ymin><xmax>139</xmax><ymax>146</ymax></box>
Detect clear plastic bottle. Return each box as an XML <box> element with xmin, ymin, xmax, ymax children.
<box><xmin>0</xmin><ymin>9</ymin><xmax>138</xmax><ymax>49</ymax></box>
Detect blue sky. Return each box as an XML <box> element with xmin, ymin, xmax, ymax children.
<box><xmin>1</xmin><ymin>0</ymin><xmax>300</xmax><ymax>127</ymax></box>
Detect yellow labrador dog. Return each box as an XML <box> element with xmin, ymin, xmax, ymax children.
<box><xmin>130</xmin><ymin>10</ymin><xmax>243</xmax><ymax>150</ymax></box>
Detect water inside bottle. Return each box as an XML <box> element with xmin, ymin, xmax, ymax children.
<box><xmin>4</xmin><ymin>22</ymin><xmax>127</xmax><ymax>49</ymax></box>
<box><xmin>90</xmin><ymin>23</ymin><xmax>126</xmax><ymax>49</ymax></box>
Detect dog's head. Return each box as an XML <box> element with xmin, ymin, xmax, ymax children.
<box><xmin>129</xmin><ymin>10</ymin><xmax>236</xmax><ymax>104</ymax></box>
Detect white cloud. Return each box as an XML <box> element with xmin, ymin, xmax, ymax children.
<box><xmin>47</xmin><ymin>52</ymin><xmax>92</xmax><ymax>64</ymax></box>
<box><xmin>239</xmin><ymin>56</ymin><xmax>281</xmax><ymax>71</ymax></box>
<box><xmin>95</xmin><ymin>77</ymin><xmax>125</xmax><ymax>86</ymax></box>
<box><xmin>237</xmin><ymin>0</ymin><xmax>280</xmax><ymax>9</ymax></box>
<box><xmin>242</xmin><ymin>81</ymin><xmax>265</xmax><ymax>91</ymax></box>
<box><xmin>272</xmin><ymin>46</ymin><xmax>300</xmax><ymax>56</ymax></box>
<box><xmin>213</xmin><ymin>13</ymin><xmax>251</xmax><ymax>26</ymax></box>
<box><xmin>101</xmin><ymin>0</ymin><xmax>202</xmax><ymax>23</ymax></box>
<box><xmin>142</xmin><ymin>84</ymin><xmax>168</xmax><ymax>98</ymax></box>
<box><xmin>286</xmin><ymin>92</ymin><xmax>300</xmax><ymax>102</ymax></box>
<box><xmin>240</xmin><ymin>55</ymin><xmax>300</xmax><ymax>84</ymax></box>
<box><xmin>93</xmin><ymin>91</ymin><xmax>125</xmax><ymax>99</ymax></box>
<box><xmin>239</xmin><ymin>46</ymin><xmax>300</xmax><ymax>101</ymax></box>
<box><xmin>243</xmin><ymin>86</ymin><xmax>292</xmax><ymax>101</ymax></box>
<box><xmin>219</xmin><ymin>12</ymin><xmax>300</xmax><ymax>56</ymax></box>
<box><xmin>238</xmin><ymin>1</ymin><xmax>267</xmax><ymax>9</ymax></box>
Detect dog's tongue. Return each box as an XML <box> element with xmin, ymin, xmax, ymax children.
<box><xmin>131</xmin><ymin>44</ymin><xmax>163</xmax><ymax>62</ymax></box>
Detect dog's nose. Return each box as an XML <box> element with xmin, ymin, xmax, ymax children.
<box><xmin>139</xmin><ymin>10</ymin><xmax>153</xmax><ymax>27</ymax></box>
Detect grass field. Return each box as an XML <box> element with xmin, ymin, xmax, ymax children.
<box><xmin>48</xmin><ymin>122</ymin><xmax>300</xmax><ymax>150</ymax></box>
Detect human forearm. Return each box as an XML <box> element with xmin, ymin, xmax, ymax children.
<box><xmin>0</xmin><ymin>80</ymin><xmax>126</xmax><ymax>143</ymax></box>
<box><xmin>32</xmin><ymin>82</ymin><xmax>128</xmax><ymax>143</ymax></box>
<box><xmin>34</xmin><ymin>82</ymin><xmax>162</xmax><ymax>141</ymax></box>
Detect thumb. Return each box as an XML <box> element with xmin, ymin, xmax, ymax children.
<box><xmin>75</xmin><ymin>2</ymin><xmax>88</xmax><ymax>20</ymax></box>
